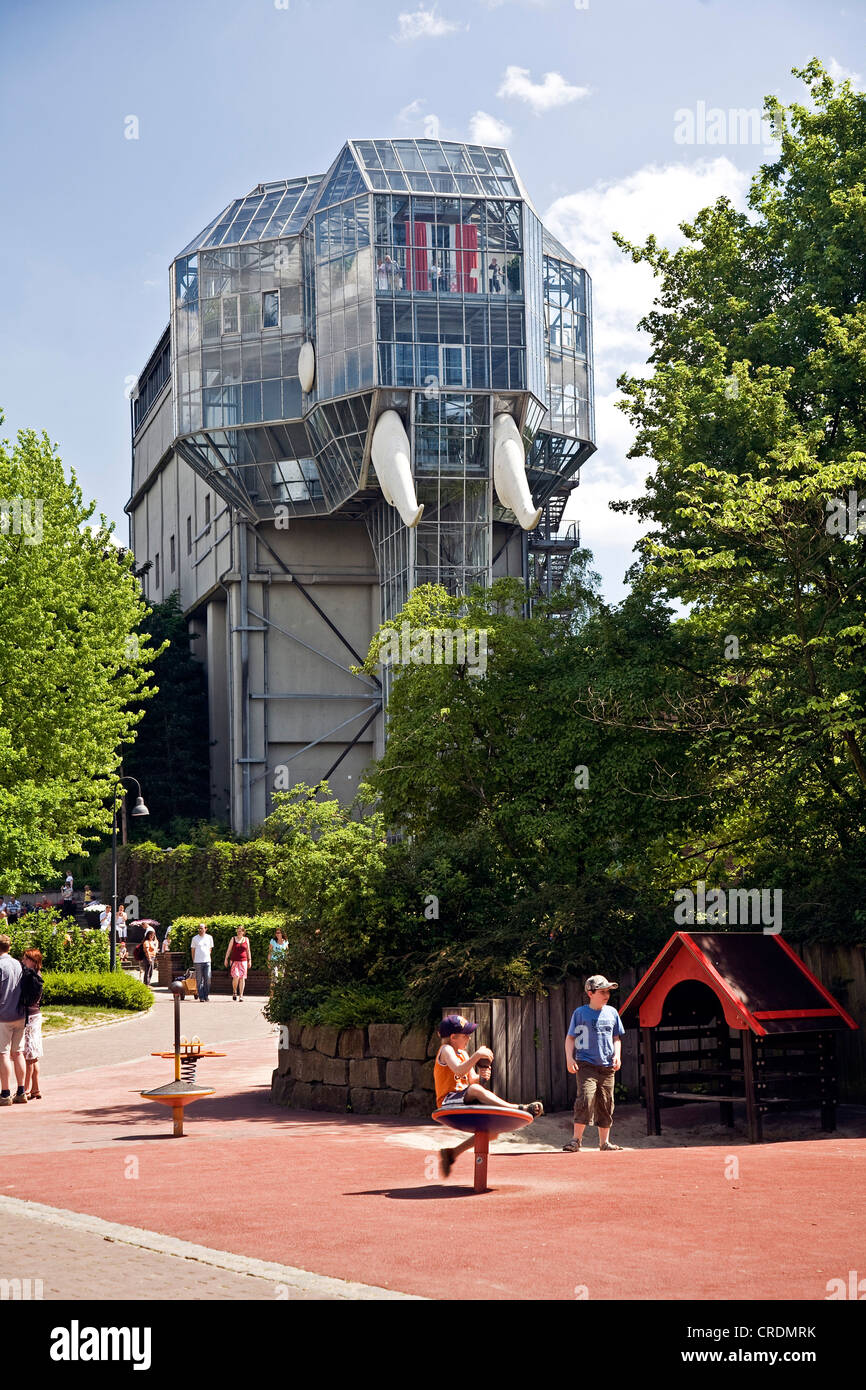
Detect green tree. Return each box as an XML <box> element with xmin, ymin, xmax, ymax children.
<box><xmin>0</xmin><ymin>420</ymin><xmax>157</xmax><ymax>889</ymax></box>
<box><xmin>610</xmin><ymin>60</ymin><xmax>866</xmax><ymax>931</ymax></box>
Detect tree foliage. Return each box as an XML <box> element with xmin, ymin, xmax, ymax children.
<box><xmin>0</xmin><ymin>420</ymin><xmax>157</xmax><ymax>889</ymax></box>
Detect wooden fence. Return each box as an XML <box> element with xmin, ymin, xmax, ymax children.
<box><xmin>447</xmin><ymin>944</ymin><xmax>866</xmax><ymax>1110</ymax></box>
<box><xmin>444</xmin><ymin>968</ymin><xmax>639</xmax><ymax>1111</ymax></box>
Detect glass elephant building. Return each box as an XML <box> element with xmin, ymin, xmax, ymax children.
<box><xmin>128</xmin><ymin>139</ymin><xmax>595</xmax><ymax>832</ymax></box>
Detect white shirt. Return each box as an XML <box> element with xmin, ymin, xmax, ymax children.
<box><xmin>191</xmin><ymin>933</ymin><xmax>214</xmax><ymax>963</ymax></box>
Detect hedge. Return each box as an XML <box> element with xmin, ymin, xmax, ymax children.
<box><xmin>168</xmin><ymin>915</ymin><xmax>286</xmax><ymax>969</ymax></box>
<box><xmin>42</xmin><ymin>971</ymin><xmax>153</xmax><ymax>1010</ymax></box>
<box><xmin>6</xmin><ymin>919</ymin><xmax>109</xmax><ymax>973</ymax></box>
<box><xmin>100</xmin><ymin>841</ymin><xmax>284</xmax><ymax>922</ymax></box>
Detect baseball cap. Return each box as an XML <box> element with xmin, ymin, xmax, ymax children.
<box><xmin>438</xmin><ymin>1014</ymin><xmax>478</xmax><ymax>1037</ymax></box>
<box><xmin>586</xmin><ymin>974</ymin><xmax>619</xmax><ymax>992</ymax></box>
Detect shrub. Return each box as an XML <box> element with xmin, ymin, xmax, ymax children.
<box><xmin>267</xmin><ymin>983</ymin><xmax>412</xmax><ymax>1030</ymax></box>
<box><xmin>168</xmin><ymin>915</ymin><xmax>285</xmax><ymax>969</ymax></box>
<box><xmin>101</xmin><ymin>840</ymin><xmax>284</xmax><ymax>922</ymax></box>
<box><xmin>7</xmin><ymin>918</ymin><xmax>109</xmax><ymax>973</ymax></box>
<box><xmin>42</xmin><ymin>970</ymin><xmax>153</xmax><ymax>1010</ymax></box>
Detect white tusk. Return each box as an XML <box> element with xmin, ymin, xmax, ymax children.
<box><xmin>492</xmin><ymin>413</ymin><xmax>542</xmax><ymax>531</ymax></box>
<box><xmin>298</xmin><ymin>341</ymin><xmax>316</xmax><ymax>394</ymax></box>
<box><xmin>370</xmin><ymin>410</ymin><xmax>423</xmax><ymax>528</ymax></box>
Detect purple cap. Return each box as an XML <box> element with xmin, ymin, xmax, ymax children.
<box><xmin>438</xmin><ymin>1014</ymin><xmax>478</xmax><ymax>1038</ymax></box>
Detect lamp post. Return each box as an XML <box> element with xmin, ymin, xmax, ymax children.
<box><xmin>110</xmin><ymin>776</ymin><xmax>149</xmax><ymax>971</ymax></box>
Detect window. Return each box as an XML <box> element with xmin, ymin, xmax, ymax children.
<box><xmin>154</xmin><ymin>553</ymin><xmax>160</xmax><ymax>590</ymax></box>
<box><xmin>186</xmin><ymin>516</ymin><xmax>192</xmax><ymax>555</ymax></box>
<box><xmin>221</xmin><ymin>295</ymin><xmax>239</xmax><ymax>334</ymax></box>
<box><xmin>170</xmin><ymin>535</ymin><xmax>176</xmax><ymax>572</ymax></box>
<box><xmin>262</xmin><ymin>290</ymin><xmax>280</xmax><ymax>329</ymax></box>
<box><xmin>205</xmin><ymin>494</ymin><xmax>211</xmax><ymax>528</ymax></box>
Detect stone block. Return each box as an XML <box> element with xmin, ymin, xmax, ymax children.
<box><xmin>368</xmin><ymin>1023</ymin><xmax>403</xmax><ymax>1058</ymax></box>
<box><xmin>349</xmin><ymin>1056</ymin><xmax>386</xmax><ymax>1088</ymax></box>
<box><xmin>413</xmin><ymin>1060</ymin><xmax>435</xmax><ymax>1091</ymax></box>
<box><xmin>385</xmin><ymin>1059</ymin><xmax>415</xmax><ymax>1092</ymax></box>
<box><xmin>296</xmin><ymin>1052</ymin><xmax>324</xmax><ymax>1084</ymax></box>
<box><xmin>399</xmin><ymin>1027</ymin><xmax>429</xmax><ymax>1061</ymax></box>
<box><xmin>401</xmin><ymin>1088</ymin><xmax>435</xmax><ymax>1117</ymax></box>
<box><xmin>320</xmin><ymin>1056</ymin><xmax>349</xmax><ymax>1085</ymax></box>
<box><xmin>314</xmin><ymin>1084</ymin><xmax>349</xmax><ymax>1113</ymax></box>
<box><xmin>300</xmin><ymin>1025</ymin><xmax>319</xmax><ymax>1051</ymax></box>
<box><xmin>369</xmin><ymin>1089</ymin><xmax>403</xmax><ymax>1116</ymax></box>
<box><xmin>288</xmin><ymin>1021</ymin><xmax>303</xmax><ymax>1046</ymax></box>
<box><xmin>427</xmin><ymin>1029</ymin><xmax>441</xmax><ymax>1058</ymax></box>
<box><xmin>272</xmin><ymin>1074</ymin><xmax>297</xmax><ymax>1107</ymax></box>
<box><xmin>350</xmin><ymin>1088</ymin><xmax>375</xmax><ymax>1114</ymax></box>
<box><xmin>337</xmin><ymin>1028</ymin><xmax>367</xmax><ymax>1059</ymax></box>
<box><xmin>313</xmin><ymin>1025</ymin><xmax>341</xmax><ymax>1057</ymax></box>
<box><xmin>291</xmin><ymin>1082</ymin><xmax>315</xmax><ymax>1111</ymax></box>
<box><xmin>277</xmin><ymin>1044</ymin><xmax>305</xmax><ymax>1078</ymax></box>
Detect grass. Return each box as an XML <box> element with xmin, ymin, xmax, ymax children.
<box><xmin>41</xmin><ymin>1004</ymin><xmax>147</xmax><ymax>1034</ymax></box>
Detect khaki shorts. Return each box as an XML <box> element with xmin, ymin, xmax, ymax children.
<box><xmin>0</xmin><ymin>1020</ymin><xmax>25</xmax><ymax>1057</ymax></box>
<box><xmin>573</xmin><ymin>1062</ymin><xmax>615</xmax><ymax>1127</ymax></box>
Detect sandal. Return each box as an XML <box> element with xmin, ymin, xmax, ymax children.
<box><xmin>28</xmin><ymin>1092</ymin><xmax>42</xmax><ymax>1100</ymax></box>
<box><xmin>600</xmin><ymin>1141</ymin><xmax>624</xmax><ymax>1150</ymax></box>
<box><xmin>562</xmin><ymin>1138</ymin><xmax>582</xmax><ymax>1152</ymax></box>
<box><xmin>438</xmin><ymin>1147</ymin><xmax>456</xmax><ymax>1179</ymax></box>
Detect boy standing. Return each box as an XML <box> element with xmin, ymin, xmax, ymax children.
<box><xmin>562</xmin><ymin>975</ymin><xmax>626</xmax><ymax>1152</ymax></box>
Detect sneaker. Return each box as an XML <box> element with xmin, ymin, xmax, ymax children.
<box><xmin>600</xmin><ymin>1141</ymin><xmax>624</xmax><ymax>1151</ymax></box>
<box><xmin>12</xmin><ymin>1092</ymin><xmax>27</xmax><ymax>1104</ymax></box>
<box><xmin>562</xmin><ymin>1138</ymin><xmax>582</xmax><ymax>1152</ymax></box>
<box><xmin>438</xmin><ymin>1147</ymin><xmax>456</xmax><ymax>1179</ymax></box>
<box><xmin>0</xmin><ymin>1096</ymin><xmax>11</xmax><ymax>1107</ymax></box>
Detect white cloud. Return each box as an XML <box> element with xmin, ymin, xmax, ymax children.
<box><xmin>397</xmin><ymin>99</ymin><xmax>443</xmax><ymax>138</ymax></box>
<box><xmin>498</xmin><ymin>65</ymin><xmax>589</xmax><ymax>112</ymax></box>
<box><xmin>545</xmin><ymin>158</ymin><xmax>751</xmax><ymax>599</ymax></box>
<box><xmin>827</xmin><ymin>57</ymin><xmax>862</xmax><ymax>87</ymax></box>
<box><xmin>468</xmin><ymin>110</ymin><xmax>512</xmax><ymax>144</ymax></box>
<box><xmin>392</xmin><ymin>7</ymin><xmax>465</xmax><ymax>41</ymax></box>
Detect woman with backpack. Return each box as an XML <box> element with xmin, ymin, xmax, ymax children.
<box><xmin>20</xmin><ymin>947</ymin><xmax>44</xmax><ymax>1100</ymax></box>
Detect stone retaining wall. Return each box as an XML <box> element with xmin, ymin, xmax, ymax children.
<box><xmin>271</xmin><ymin>1021</ymin><xmax>439</xmax><ymax>1116</ymax></box>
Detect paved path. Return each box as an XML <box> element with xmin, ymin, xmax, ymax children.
<box><xmin>43</xmin><ymin>987</ymin><xmax>274</xmax><ymax>1076</ymax></box>
<box><xmin>0</xmin><ymin>1198</ymin><xmax>416</xmax><ymax>1301</ymax></box>
<box><xmin>4</xmin><ymin>997</ymin><xmax>865</xmax><ymax>1300</ymax></box>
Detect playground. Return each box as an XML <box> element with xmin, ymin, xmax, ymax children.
<box><xmin>1</xmin><ymin>989</ymin><xmax>864</xmax><ymax>1302</ymax></box>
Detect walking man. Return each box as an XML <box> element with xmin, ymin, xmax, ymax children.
<box><xmin>191</xmin><ymin>922</ymin><xmax>214</xmax><ymax>1003</ymax></box>
<box><xmin>562</xmin><ymin>974</ymin><xmax>626</xmax><ymax>1152</ymax></box>
<box><xmin>0</xmin><ymin>934</ymin><xmax>27</xmax><ymax>1105</ymax></box>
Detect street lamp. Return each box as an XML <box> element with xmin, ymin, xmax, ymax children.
<box><xmin>110</xmin><ymin>776</ymin><xmax>149</xmax><ymax>971</ymax></box>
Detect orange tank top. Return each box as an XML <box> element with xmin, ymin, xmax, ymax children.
<box><xmin>434</xmin><ymin>1047</ymin><xmax>470</xmax><ymax>1107</ymax></box>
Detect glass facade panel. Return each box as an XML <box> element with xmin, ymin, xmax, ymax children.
<box><xmin>543</xmin><ymin>254</ymin><xmax>591</xmax><ymax>437</ymax></box>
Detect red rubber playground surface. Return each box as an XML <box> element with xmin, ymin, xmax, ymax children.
<box><xmin>2</xmin><ymin>1037</ymin><xmax>864</xmax><ymax>1301</ymax></box>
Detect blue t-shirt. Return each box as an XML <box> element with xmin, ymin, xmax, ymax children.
<box><xmin>567</xmin><ymin>1004</ymin><xmax>625</xmax><ymax>1067</ymax></box>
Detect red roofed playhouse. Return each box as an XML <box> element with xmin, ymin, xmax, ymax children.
<box><xmin>621</xmin><ymin>933</ymin><xmax>858</xmax><ymax>1143</ymax></box>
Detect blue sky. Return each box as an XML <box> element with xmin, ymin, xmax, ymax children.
<box><xmin>1</xmin><ymin>0</ymin><xmax>863</xmax><ymax>598</ymax></box>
